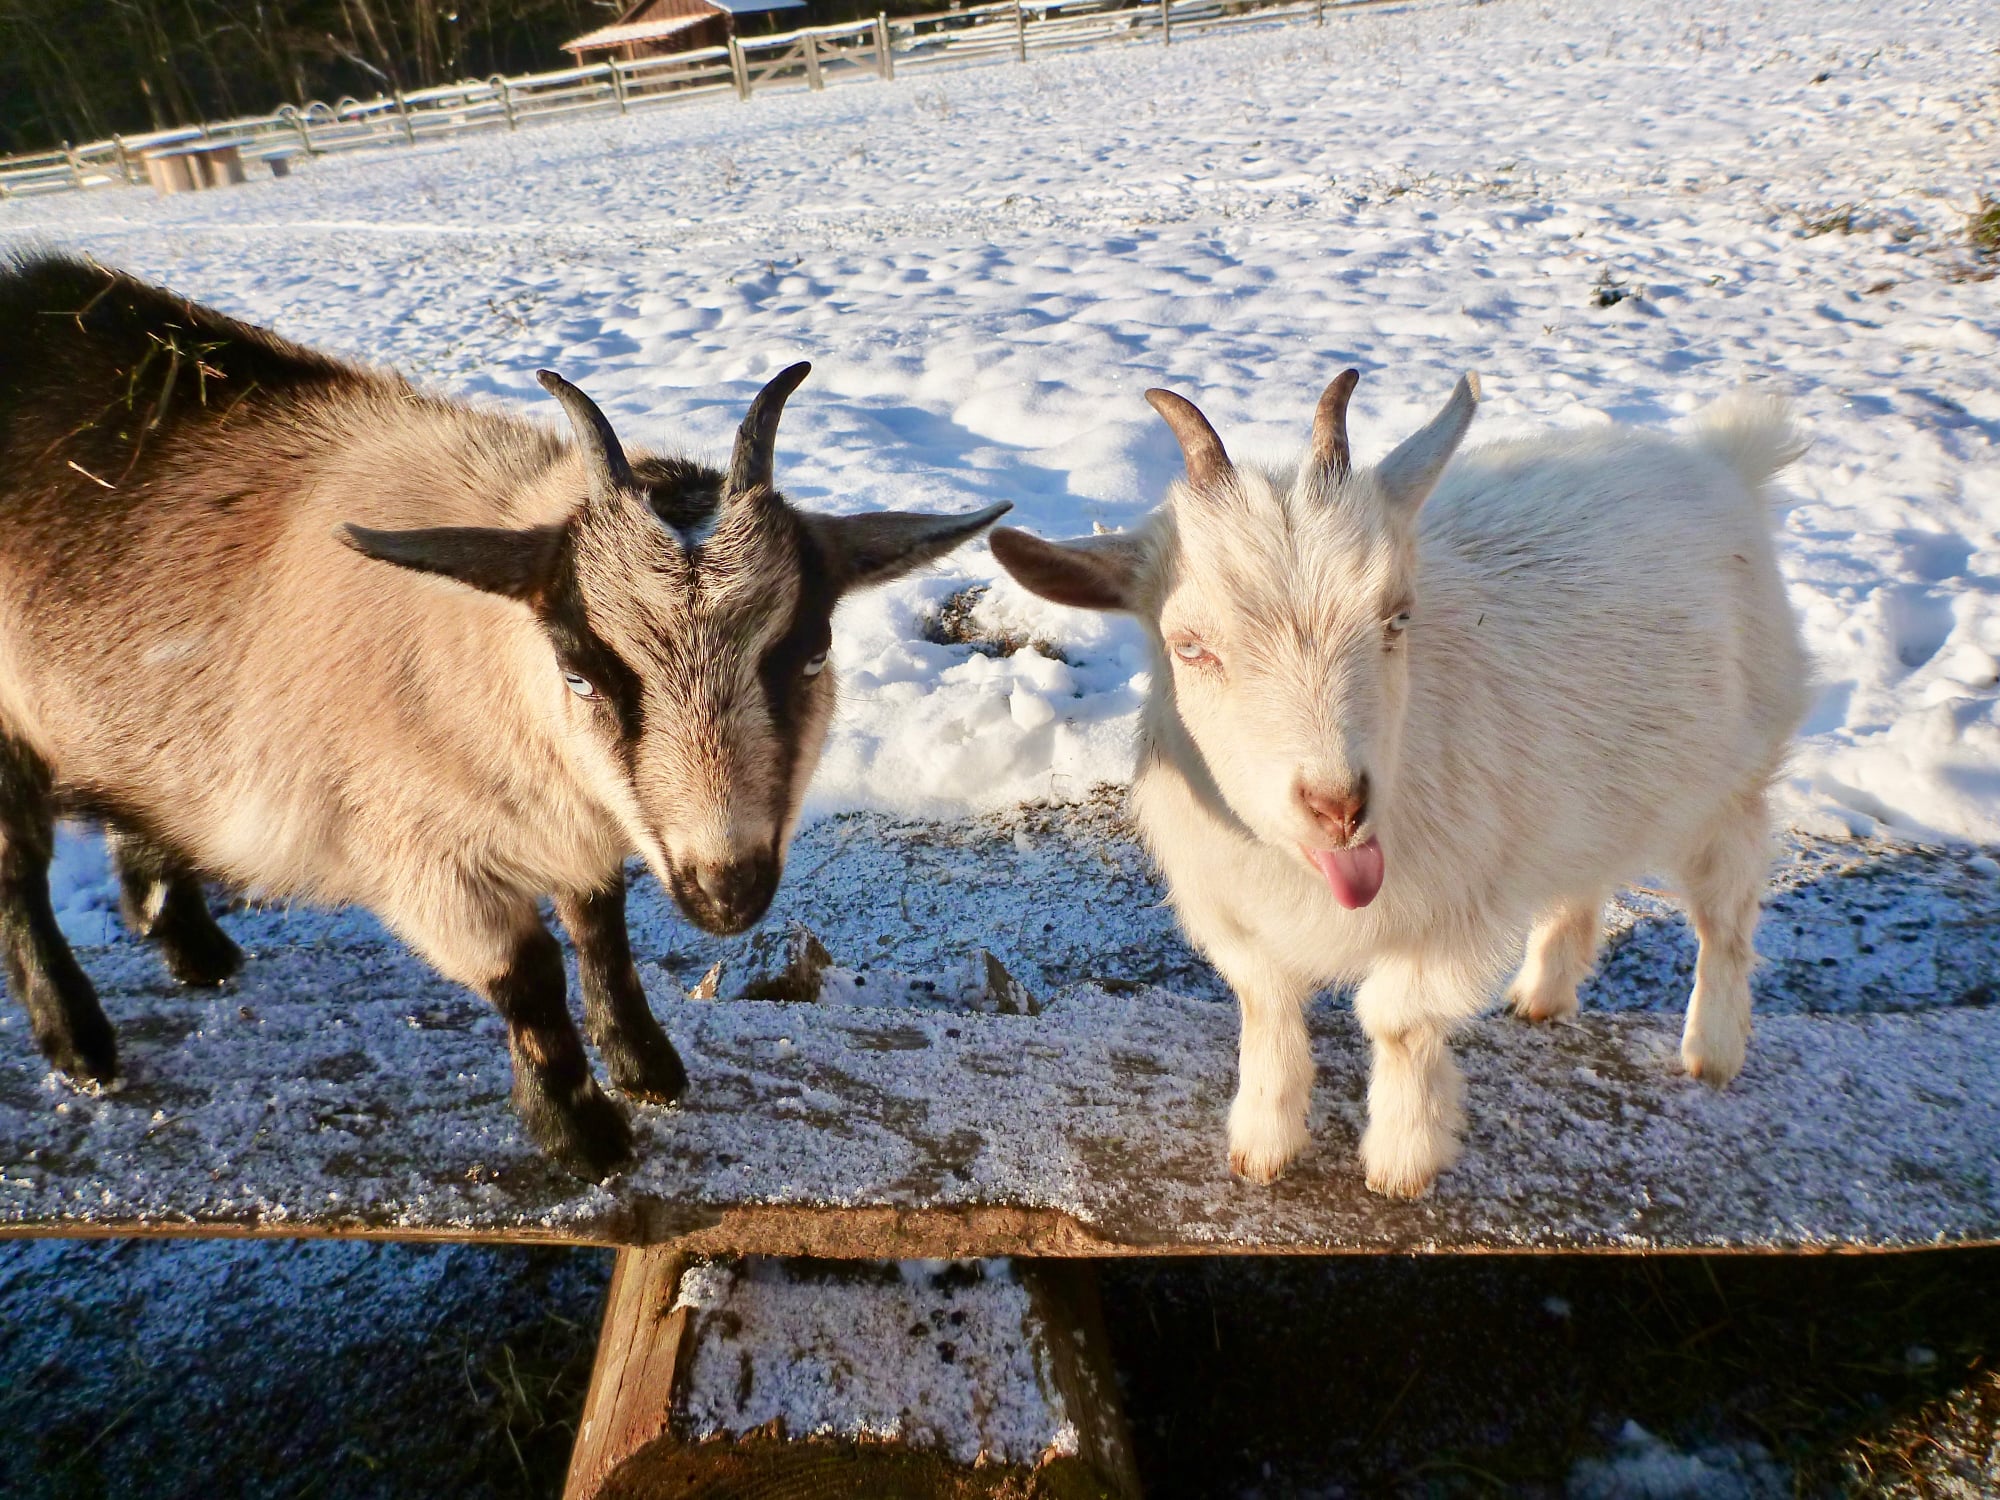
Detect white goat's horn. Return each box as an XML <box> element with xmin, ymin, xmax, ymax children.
<box><xmin>1309</xmin><ymin>368</ymin><xmax>1361</xmax><ymax>479</ymax></box>
<box><xmin>1144</xmin><ymin>388</ymin><xmax>1232</xmax><ymax>491</ymax></box>
<box><xmin>728</xmin><ymin>362</ymin><xmax>812</xmax><ymax>495</ymax></box>
<box><xmin>536</xmin><ymin>369</ymin><xmax>636</xmax><ymax>506</ymax></box>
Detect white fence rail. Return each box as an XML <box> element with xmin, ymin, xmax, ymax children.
<box><xmin>0</xmin><ymin>0</ymin><xmax>1406</xmax><ymax>198</ymax></box>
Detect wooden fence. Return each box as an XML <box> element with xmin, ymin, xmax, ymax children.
<box><xmin>0</xmin><ymin>0</ymin><xmax>1398</xmax><ymax>198</ymax></box>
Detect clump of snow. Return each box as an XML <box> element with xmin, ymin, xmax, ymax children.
<box><xmin>1568</xmin><ymin>1420</ymin><xmax>1790</xmax><ymax>1500</ymax></box>
<box><xmin>672</xmin><ymin>1257</ymin><xmax>1069</xmax><ymax>1465</ymax></box>
<box><xmin>1</xmin><ymin>0</ymin><xmax>1995</xmax><ymax>841</ymax></box>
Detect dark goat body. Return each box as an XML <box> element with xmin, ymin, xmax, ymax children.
<box><xmin>0</xmin><ymin>254</ymin><xmax>1007</xmax><ymax>1177</ymax></box>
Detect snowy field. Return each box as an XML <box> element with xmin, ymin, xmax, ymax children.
<box><xmin>4</xmin><ymin>0</ymin><xmax>1998</xmax><ymax>915</ymax></box>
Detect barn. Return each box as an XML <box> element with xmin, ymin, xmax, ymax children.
<box><xmin>561</xmin><ymin>0</ymin><xmax>810</xmax><ymax>62</ymax></box>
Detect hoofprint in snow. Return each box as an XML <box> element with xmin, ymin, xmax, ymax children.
<box><xmin>2</xmin><ymin>0</ymin><xmax>1995</xmax><ymax>868</ymax></box>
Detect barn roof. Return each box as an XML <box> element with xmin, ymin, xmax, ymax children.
<box><xmin>561</xmin><ymin>0</ymin><xmax>806</xmax><ymax>53</ymax></box>
<box><xmin>563</xmin><ymin>13</ymin><xmax>715</xmax><ymax>53</ymax></box>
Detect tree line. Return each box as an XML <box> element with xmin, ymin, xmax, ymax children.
<box><xmin>0</xmin><ymin>0</ymin><xmax>611</xmax><ymax>154</ymax></box>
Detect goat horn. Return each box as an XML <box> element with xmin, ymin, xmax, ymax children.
<box><xmin>536</xmin><ymin>370</ymin><xmax>637</xmax><ymax>506</ymax></box>
<box><xmin>1144</xmin><ymin>389</ymin><xmax>1232</xmax><ymax>490</ymax></box>
<box><xmin>1309</xmin><ymin>368</ymin><xmax>1361</xmax><ymax>479</ymax></box>
<box><xmin>728</xmin><ymin>362</ymin><xmax>812</xmax><ymax>495</ymax></box>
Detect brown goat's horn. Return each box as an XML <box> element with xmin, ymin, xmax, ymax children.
<box><xmin>728</xmin><ymin>362</ymin><xmax>812</xmax><ymax>495</ymax></box>
<box><xmin>1144</xmin><ymin>389</ymin><xmax>1232</xmax><ymax>491</ymax></box>
<box><xmin>537</xmin><ymin>369</ymin><xmax>636</xmax><ymax>506</ymax></box>
<box><xmin>1309</xmin><ymin>368</ymin><xmax>1361</xmax><ymax>480</ymax></box>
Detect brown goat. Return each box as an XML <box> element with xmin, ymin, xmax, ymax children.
<box><xmin>0</xmin><ymin>253</ymin><xmax>1006</xmax><ymax>1178</ymax></box>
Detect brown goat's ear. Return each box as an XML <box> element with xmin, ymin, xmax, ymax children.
<box><xmin>340</xmin><ymin>522</ymin><xmax>567</xmax><ymax>603</ymax></box>
<box><xmin>813</xmin><ymin>502</ymin><xmax>1012</xmax><ymax>593</ymax></box>
<box><xmin>989</xmin><ymin>526</ymin><xmax>1144</xmax><ymax>613</ymax></box>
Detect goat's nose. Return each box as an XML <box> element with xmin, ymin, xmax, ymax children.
<box><xmin>1296</xmin><ymin>775</ymin><xmax>1370</xmax><ymax>843</ymax></box>
<box><xmin>670</xmin><ymin>853</ymin><xmax>780</xmax><ymax>936</ymax></box>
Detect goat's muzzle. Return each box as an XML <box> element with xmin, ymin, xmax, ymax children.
<box><xmin>669</xmin><ymin>852</ymin><xmax>780</xmax><ymax>936</ymax></box>
<box><xmin>1296</xmin><ymin>774</ymin><xmax>1370</xmax><ymax>845</ymax></box>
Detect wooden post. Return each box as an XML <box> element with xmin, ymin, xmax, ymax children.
<box><xmin>393</xmin><ymin>88</ymin><xmax>416</xmax><ymax>145</ymax></box>
<box><xmin>1316</xmin><ymin>0</ymin><xmax>1325</xmax><ymax>21</ymax></box>
<box><xmin>1013</xmin><ymin>1</ymin><xmax>1028</xmax><ymax>61</ymax></box>
<box><xmin>803</xmin><ymin>28</ymin><xmax>824</xmax><ymax>90</ymax></box>
<box><xmin>610</xmin><ymin>61</ymin><xmax>629</xmax><ymax>114</ymax></box>
<box><xmin>728</xmin><ymin>35</ymin><xmax>751</xmax><ymax>99</ymax></box>
<box><xmin>1161</xmin><ymin>0</ymin><xmax>1172</xmax><ymax>44</ymax></box>
<box><xmin>495</xmin><ymin>76</ymin><xmax>518</xmax><ymax>129</ymax></box>
<box><xmin>564</xmin><ymin>1253</ymin><xmax>1141</xmax><ymax>1500</ymax></box>
<box><xmin>874</xmin><ymin>14</ymin><xmax>894</xmax><ymax>80</ymax></box>
<box><xmin>113</xmin><ymin>135</ymin><xmax>135</xmax><ymax>183</ymax></box>
<box><xmin>62</xmin><ymin>141</ymin><xmax>83</xmax><ymax>189</ymax></box>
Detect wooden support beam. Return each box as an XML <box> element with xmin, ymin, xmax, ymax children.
<box><xmin>728</xmin><ymin>36</ymin><xmax>751</xmax><ymax>100</ymax></box>
<box><xmin>565</xmin><ymin>1253</ymin><xmax>1140</xmax><ymax>1500</ymax></box>
<box><xmin>1014</xmin><ymin>2</ymin><xmax>1029</xmax><ymax>61</ymax></box>
<box><xmin>876</xmin><ymin>14</ymin><xmax>895</xmax><ymax>80</ymax></box>
<box><xmin>804</xmin><ymin>29</ymin><xmax>825</xmax><ymax>90</ymax></box>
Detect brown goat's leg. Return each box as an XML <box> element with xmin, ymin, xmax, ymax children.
<box><xmin>557</xmin><ymin>876</ymin><xmax>688</xmax><ymax>1105</ymax></box>
<box><xmin>485</xmin><ymin>924</ymin><xmax>635</xmax><ymax>1180</ymax></box>
<box><xmin>0</xmin><ymin>732</ymin><xmax>117</xmax><ymax>1083</ymax></box>
<box><xmin>106</xmin><ymin>826</ymin><xmax>243</xmax><ymax>987</ymax></box>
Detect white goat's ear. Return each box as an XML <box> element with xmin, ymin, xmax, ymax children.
<box><xmin>990</xmin><ymin>526</ymin><xmax>1145</xmax><ymax>612</ymax></box>
<box><xmin>341</xmin><ymin>522</ymin><xmax>567</xmax><ymax>603</ymax></box>
<box><xmin>1376</xmin><ymin>372</ymin><xmax>1480</xmax><ymax>516</ymax></box>
<box><xmin>813</xmin><ymin>502</ymin><xmax>1012</xmax><ymax>593</ymax></box>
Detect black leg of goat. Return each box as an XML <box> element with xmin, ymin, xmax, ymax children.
<box><xmin>559</xmin><ymin>875</ymin><xmax>688</xmax><ymax>1105</ymax></box>
<box><xmin>488</xmin><ymin>925</ymin><xmax>634</xmax><ymax>1180</ymax></box>
<box><xmin>0</xmin><ymin>728</ymin><xmax>117</xmax><ymax>1082</ymax></box>
<box><xmin>107</xmin><ymin>826</ymin><xmax>243</xmax><ymax>987</ymax></box>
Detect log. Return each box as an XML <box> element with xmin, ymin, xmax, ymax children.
<box><xmin>566</xmin><ymin>1253</ymin><xmax>1139</xmax><ymax>1500</ymax></box>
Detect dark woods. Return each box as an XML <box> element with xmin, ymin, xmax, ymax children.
<box><xmin>0</xmin><ymin>0</ymin><xmax>608</xmax><ymax>154</ymax></box>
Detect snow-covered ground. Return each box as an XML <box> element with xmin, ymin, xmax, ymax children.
<box><xmin>5</xmin><ymin>0</ymin><xmax>1998</xmax><ymax>893</ymax></box>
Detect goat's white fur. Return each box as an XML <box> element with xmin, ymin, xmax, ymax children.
<box><xmin>994</xmin><ymin>380</ymin><xmax>1811</xmax><ymax>1197</ymax></box>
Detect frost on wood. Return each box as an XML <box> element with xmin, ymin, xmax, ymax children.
<box><xmin>671</xmin><ymin>1259</ymin><xmax>1072</xmax><ymax>1466</ymax></box>
<box><xmin>0</xmin><ymin>805</ymin><xmax>1995</xmax><ymax>1254</ymax></box>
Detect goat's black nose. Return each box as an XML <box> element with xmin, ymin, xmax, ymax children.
<box><xmin>670</xmin><ymin>854</ymin><xmax>779</xmax><ymax>936</ymax></box>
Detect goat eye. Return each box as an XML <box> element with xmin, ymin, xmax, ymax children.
<box><xmin>802</xmin><ymin>651</ymin><xmax>828</xmax><ymax>679</ymax></box>
<box><xmin>1386</xmin><ymin>611</ymin><xmax>1413</xmax><ymax>633</ymax></box>
<box><xmin>563</xmin><ymin>671</ymin><xmax>597</xmax><ymax>699</ymax></box>
<box><xmin>1172</xmin><ymin>640</ymin><xmax>1215</xmax><ymax>666</ymax></box>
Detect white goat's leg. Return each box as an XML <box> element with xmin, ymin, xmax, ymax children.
<box><xmin>1504</xmin><ymin>892</ymin><xmax>1604</xmax><ymax>1023</ymax></box>
<box><xmin>1352</xmin><ymin>955</ymin><xmax>1487</xmax><ymax>1198</ymax></box>
<box><xmin>1207</xmin><ymin>943</ymin><xmax>1317</xmax><ymax>1185</ymax></box>
<box><xmin>1675</xmin><ymin>790</ymin><xmax>1772</xmax><ymax>1087</ymax></box>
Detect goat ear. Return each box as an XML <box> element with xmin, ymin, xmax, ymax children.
<box><xmin>340</xmin><ymin>522</ymin><xmax>567</xmax><ymax>603</ymax></box>
<box><xmin>813</xmin><ymin>502</ymin><xmax>1012</xmax><ymax>593</ymax></box>
<box><xmin>1377</xmin><ymin>372</ymin><xmax>1480</xmax><ymax>515</ymax></box>
<box><xmin>989</xmin><ymin>526</ymin><xmax>1145</xmax><ymax>612</ymax></box>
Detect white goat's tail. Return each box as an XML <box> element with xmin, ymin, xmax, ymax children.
<box><xmin>1689</xmin><ymin>391</ymin><xmax>1807</xmax><ymax>500</ymax></box>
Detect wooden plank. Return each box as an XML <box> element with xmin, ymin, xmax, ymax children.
<box><xmin>2</xmin><ymin>804</ymin><xmax>1992</xmax><ymax>1255</ymax></box>
<box><xmin>2</xmin><ymin>954</ymin><xmax>1996</xmax><ymax>1255</ymax></box>
<box><xmin>569</xmin><ymin>1255</ymin><xmax>1140</xmax><ymax>1499</ymax></box>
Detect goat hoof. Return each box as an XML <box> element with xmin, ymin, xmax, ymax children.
<box><xmin>1359</xmin><ymin>1122</ymin><xmax>1454</xmax><ymax>1200</ymax></box>
<box><xmin>36</xmin><ymin>1006</ymin><xmax>120</xmax><ymax>1086</ymax></box>
<box><xmin>1226</xmin><ymin>1108</ymin><xmax>1309</xmax><ymax>1185</ymax></box>
<box><xmin>597</xmin><ymin>1022</ymin><xmax>689</xmax><ymax>1105</ymax></box>
<box><xmin>1506</xmin><ymin>981</ymin><xmax>1578</xmax><ymax>1024</ymax></box>
<box><xmin>520</xmin><ymin>1076</ymin><xmax>634</xmax><ymax>1182</ymax></box>
<box><xmin>1681</xmin><ymin>1037</ymin><xmax>1746</xmax><ymax>1089</ymax></box>
<box><xmin>160</xmin><ymin>924</ymin><xmax>245</xmax><ymax>988</ymax></box>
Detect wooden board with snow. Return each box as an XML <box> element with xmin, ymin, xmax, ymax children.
<box><xmin>5</xmin><ymin>806</ymin><xmax>1996</xmax><ymax>1254</ymax></box>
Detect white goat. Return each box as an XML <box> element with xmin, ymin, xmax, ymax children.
<box><xmin>991</xmin><ymin>372</ymin><xmax>1811</xmax><ymax>1197</ymax></box>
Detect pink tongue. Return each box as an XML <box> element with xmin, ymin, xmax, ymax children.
<box><xmin>1307</xmin><ymin>839</ymin><xmax>1385</xmax><ymax>909</ymax></box>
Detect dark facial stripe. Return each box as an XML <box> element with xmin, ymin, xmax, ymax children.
<box><xmin>757</xmin><ymin>519</ymin><xmax>838</xmax><ymax>789</ymax></box>
<box><xmin>539</xmin><ymin>548</ymin><xmax>646</xmax><ymax>758</ymax></box>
